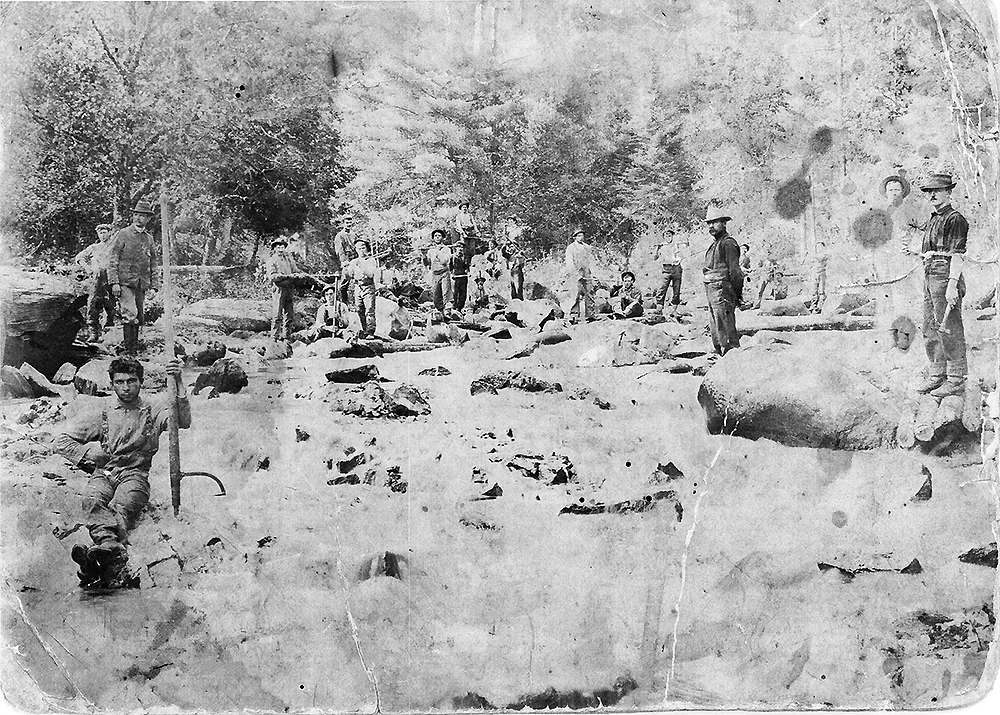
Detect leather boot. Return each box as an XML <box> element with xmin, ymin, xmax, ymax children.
<box><xmin>930</xmin><ymin>377</ymin><xmax>965</xmax><ymax>399</ymax></box>
<box><xmin>89</xmin><ymin>323</ymin><xmax>102</xmax><ymax>343</ymax></box>
<box><xmin>915</xmin><ymin>373</ymin><xmax>946</xmax><ymax>394</ymax></box>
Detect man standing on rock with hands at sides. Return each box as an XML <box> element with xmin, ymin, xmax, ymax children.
<box><xmin>703</xmin><ymin>206</ymin><xmax>744</xmax><ymax>356</ymax></box>
<box><xmin>108</xmin><ymin>200</ymin><xmax>157</xmax><ymax>354</ymax></box>
<box><xmin>565</xmin><ymin>228</ymin><xmax>595</xmax><ymax>324</ymax></box>
<box><xmin>55</xmin><ymin>356</ymin><xmax>190</xmax><ymax>587</ymax></box>
<box><xmin>455</xmin><ymin>202</ymin><xmax>478</xmax><ymax>258</ymax></box>
<box><xmin>654</xmin><ymin>225</ymin><xmax>684</xmax><ymax>318</ymax></box>
<box><xmin>906</xmin><ymin>173</ymin><xmax>969</xmax><ymax>398</ymax></box>
<box><xmin>424</xmin><ymin>229</ymin><xmax>454</xmax><ymax>319</ymax></box>
<box><xmin>75</xmin><ymin>222</ymin><xmax>117</xmax><ymax>342</ymax></box>
<box><xmin>344</xmin><ymin>237</ymin><xmax>381</xmax><ymax>338</ymax></box>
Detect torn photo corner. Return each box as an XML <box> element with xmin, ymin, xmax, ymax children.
<box><xmin>1</xmin><ymin>0</ymin><xmax>999</xmax><ymax>712</ymax></box>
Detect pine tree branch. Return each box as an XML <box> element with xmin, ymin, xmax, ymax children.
<box><xmin>91</xmin><ymin>19</ymin><xmax>128</xmax><ymax>85</ymax></box>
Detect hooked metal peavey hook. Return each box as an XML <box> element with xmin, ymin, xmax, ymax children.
<box><xmin>179</xmin><ymin>471</ymin><xmax>226</xmax><ymax>497</ymax></box>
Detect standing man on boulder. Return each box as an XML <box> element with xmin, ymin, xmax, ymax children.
<box><xmin>344</xmin><ymin>238</ymin><xmax>381</xmax><ymax>338</ymax></box>
<box><xmin>702</xmin><ymin>207</ymin><xmax>744</xmax><ymax>356</ymax></box>
<box><xmin>54</xmin><ymin>356</ymin><xmax>190</xmax><ymax>586</ymax></box>
<box><xmin>266</xmin><ymin>236</ymin><xmax>300</xmax><ymax>342</ymax></box>
<box><xmin>654</xmin><ymin>226</ymin><xmax>683</xmax><ymax>318</ymax></box>
<box><xmin>424</xmin><ymin>229</ymin><xmax>454</xmax><ymax>319</ymax></box>
<box><xmin>913</xmin><ymin>172</ymin><xmax>969</xmax><ymax>397</ymax></box>
<box><xmin>455</xmin><ymin>203</ymin><xmax>478</xmax><ymax>258</ymax></box>
<box><xmin>76</xmin><ymin>223</ymin><xmax>117</xmax><ymax>342</ymax></box>
<box><xmin>108</xmin><ymin>200</ymin><xmax>157</xmax><ymax>354</ymax></box>
<box><xmin>565</xmin><ymin>229</ymin><xmax>595</xmax><ymax>324</ymax></box>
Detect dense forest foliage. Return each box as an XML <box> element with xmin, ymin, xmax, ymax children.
<box><xmin>0</xmin><ymin>0</ymin><xmax>996</xmax><ymax>277</ymax></box>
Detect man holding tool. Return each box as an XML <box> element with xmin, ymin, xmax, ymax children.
<box><xmin>909</xmin><ymin>173</ymin><xmax>969</xmax><ymax>398</ymax></box>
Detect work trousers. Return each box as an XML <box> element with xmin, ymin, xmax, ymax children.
<box><xmin>88</xmin><ymin>271</ymin><xmax>115</xmax><ymax>329</ymax></box>
<box><xmin>705</xmin><ymin>279</ymin><xmax>740</xmax><ymax>356</ymax></box>
<box><xmin>656</xmin><ymin>265</ymin><xmax>683</xmax><ymax>307</ymax></box>
<box><xmin>272</xmin><ymin>285</ymin><xmax>294</xmax><ymax>340</ymax></box>
<box><xmin>117</xmin><ymin>286</ymin><xmax>145</xmax><ymax>326</ymax></box>
<box><xmin>453</xmin><ymin>276</ymin><xmax>468</xmax><ymax>312</ymax></box>
<box><xmin>567</xmin><ymin>277</ymin><xmax>594</xmax><ymax>322</ymax></box>
<box><xmin>431</xmin><ymin>270</ymin><xmax>452</xmax><ymax>313</ymax></box>
<box><xmin>84</xmin><ymin>470</ymin><xmax>150</xmax><ymax>545</ymax></box>
<box><xmin>923</xmin><ymin>258</ymin><xmax>967</xmax><ymax>379</ymax></box>
<box><xmin>813</xmin><ymin>270</ymin><xmax>827</xmax><ymax>310</ymax></box>
<box><xmin>355</xmin><ymin>283</ymin><xmax>376</xmax><ymax>336</ymax></box>
<box><xmin>617</xmin><ymin>301</ymin><xmax>644</xmax><ymax>318</ymax></box>
<box><xmin>510</xmin><ymin>267</ymin><xmax>524</xmax><ymax>300</ymax></box>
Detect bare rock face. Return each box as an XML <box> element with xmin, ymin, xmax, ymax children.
<box><xmin>192</xmin><ymin>340</ymin><xmax>227</xmax><ymax>366</ymax></box>
<box><xmin>180</xmin><ymin>298</ymin><xmax>271</xmax><ymax>333</ymax></box>
<box><xmin>697</xmin><ymin>341</ymin><xmax>901</xmax><ymax>450</ymax></box>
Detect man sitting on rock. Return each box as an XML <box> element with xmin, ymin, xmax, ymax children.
<box><xmin>303</xmin><ymin>284</ymin><xmax>347</xmax><ymax>342</ymax></box>
<box><xmin>610</xmin><ymin>270</ymin><xmax>645</xmax><ymax>319</ymax></box>
<box><xmin>54</xmin><ymin>356</ymin><xmax>190</xmax><ymax>587</ymax></box>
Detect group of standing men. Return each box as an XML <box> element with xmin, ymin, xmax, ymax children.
<box><xmin>75</xmin><ymin>200</ymin><xmax>158</xmax><ymax>354</ymax></box>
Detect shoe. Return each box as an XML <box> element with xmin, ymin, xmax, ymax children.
<box><xmin>915</xmin><ymin>374</ymin><xmax>946</xmax><ymax>394</ymax></box>
<box><xmin>929</xmin><ymin>377</ymin><xmax>965</xmax><ymax>399</ymax></box>
<box><xmin>72</xmin><ymin>544</ymin><xmax>102</xmax><ymax>586</ymax></box>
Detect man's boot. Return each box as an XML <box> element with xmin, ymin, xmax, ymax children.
<box><xmin>71</xmin><ymin>545</ymin><xmax>101</xmax><ymax>586</ymax></box>
<box><xmin>915</xmin><ymin>373</ymin><xmax>946</xmax><ymax>394</ymax></box>
<box><xmin>930</xmin><ymin>377</ymin><xmax>966</xmax><ymax>399</ymax></box>
<box><xmin>87</xmin><ymin>540</ymin><xmax>127</xmax><ymax>584</ymax></box>
<box><xmin>89</xmin><ymin>323</ymin><xmax>102</xmax><ymax>343</ymax></box>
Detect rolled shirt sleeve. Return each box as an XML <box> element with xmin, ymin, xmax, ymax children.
<box><xmin>944</xmin><ymin>213</ymin><xmax>969</xmax><ymax>254</ymax></box>
<box><xmin>53</xmin><ymin>408</ymin><xmax>102</xmax><ymax>467</ymax></box>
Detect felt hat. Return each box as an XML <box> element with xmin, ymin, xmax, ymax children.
<box><xmin>132</xmin><ymin>200</ymin><xmax>155</xmax><ymax>215</ymax></box>
<box><xmin>321</xmin><ymin>283</ymin><xmax>338</xmax><ymax>294</ymax></box>
<box><xmin>881</xmin><ymin>174</ymin><xmax>910</xmax><ymax>198</ymax></box>
<box><xmin>920</xmin><ymin>173</ymin><xmax>957</xmax><ymax>191</ymax></box>
<box><xmin>270</xmin><ymin>237</ymin><xmax>288</xmax><ymax>248</ymax></box>
<box><xmin>431</xmin><ymin>228</ymin><xmax>446</xmax><ymax>239</ymax></box>
<box><xmin>621</xmin><ymin>270</ymin><xmax>635</xmax><ymax>280</ymax></box>
<box><xmin>704</xmin><ymin>206</ymin><xmax>731</xmax><ymax>223</ymax></box>
<box><xmin>353</xmin><ymin>237</ymin><xmax>370</xmax><ymax>250</ymax></box>
<box><xmin>572</xmin><ymin>229</ymin><xmax>585</xmax><ymax>238</ymax></box>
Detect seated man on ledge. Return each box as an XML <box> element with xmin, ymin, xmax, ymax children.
<box><xmin>55</xmin><ymin>356</ymin><xmax>190</xmax><ymax>586</ymax></box>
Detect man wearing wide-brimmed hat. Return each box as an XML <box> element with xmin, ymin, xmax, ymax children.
<box><xmin>108</xmin><ymin>200</ymin><xmax>157</xmax><ymax>354</ymax></box>
<box><xmin>702</xmin><ymin>206</ymin><xmax>744</xmax><ymax>356</ymax></box>
<box><xmin>915</xmin><ymin>172</ymin><xmax>969</xmax><ymax>397</ymax></box>
<box><xmin>265</xmin><ymin>235</ymin><xmax>302</xmax><ymax>342</ymax></box>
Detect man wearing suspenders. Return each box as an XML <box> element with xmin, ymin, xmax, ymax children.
<box><xmin>55</xmin><ymin>356</ymin><xmax>190</xmax><ymax>585</ymax></box>
<box><xmin>910</xmin><ymin>173</ymin><xmax>969</xmax><ymax>398</ymax></box>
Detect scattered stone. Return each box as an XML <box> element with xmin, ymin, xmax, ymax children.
<box><xmin>193</xmin><ymin>340</ymin><xmax>227</xmax><ymax>366</ymax></box>
<box><xmin>73</xmin><ymin>359</ymin><xmax>113</xmax><ymax>396</ymax></box>
<box><xmin>460</xmin><ymin>516</ymin><xmax>497</xmax><ymax>531</ymax></box>
<box><xmin>656</xmin><ymin>359</ymin><xmax>693</xmax><ymax>374</ymax></box>
<box><xmin>338</xmin><ymin>451</ymin><xmax>368</xmax><ymax>473</ymax></box>
<box><xmin>334</xmin><ymin>383</ymin><xmax>431</xmax><ymax>418</ymax></box>
<box><xmin>328</xmin><ymin>475</ymin><xmax>361</xmax><ymax>486</ymax></box>
<box><xmin>385</xmin><ymin>466</ymin><xmax>407</xmax><ymax>493</ymax></box>
<box><xmin>890</xmin><ymin>315</ymin><xmax>917</xmax><ymax>351</ymax></box>
<box><xmin>418</xmin><ymin>366</ymin><xmax>452</xmax><ymax>376</ymax></box>
<box><xmin>958</xmin><ymin>543</ymin><xmax>998</xmax><ymax>568</ymax></box>
<box><xmin>52</xmin><ymin>363</ymin><xmax>78</xmax><ymax>385</ymax></box>
<box><xmin>538</xmin><ymin>329</ymin><xmax>571</xmax><ymax>346</ymax></box>
<box><xmin>472</xmin><ymin>483</ymin><xmax>503</xmax><ymax>500</ymax></box>
<box><xmin>427</xmin><ymin>324</ymin><xmax>468</xmax><ymax>345</ymax></box>
<box><xmin>912</xmin><ymin>466</ymin><xmax>932</xmax><ymax>501</ymax></box>
<box><xmin>358</xmin><ymin>551</ymin><xmax>406</xmax><ymax>581</ymax></box>
<box><xmin>760</xmin><ymin>296</ymin><xmax>811</xmax><ymax>317</ymax></box>
<box><xmin>1</xmin><ymin>366</ymin><xmax>34</xmax><ymax>399</ymax></box>
<box><xmin>471</xmin><ymin>371</ymin><xmax>563</xmax><ymax>396</ymax></box>
<box><xmin>256</xmin><ymin>457</ymin><xmax>270</xmax><ymax>471</ymax></box>
<box><xmin>593</xmin><ymin>397</ymin><xmax>614</xmax><ymax>410</ymax></box>
<box><xmin>257</xmin><ymin>536</ymin><xmax>277</xmax><ymax>548</ymax></box>
<box><xmin>193</xmin><ymin>358</ymin><xmax>248</xmax><ymax>395</ymax></box>
<box><xmin>507</xmin><ymin>676</ymin><xmax>637</xmax><ymax>711</ymax></box>
<box><xmin>326</xmin><ymin>365</ymin><xmax>381</xmax><ymax>384</ymax></box>
<box><xmin>295</xmin><ymin>428</ymin><xmax>310</xmax><ymax>442</ymax></box>
<box><xmin>821</xmin><ymin>292</ymin><xmax>871</xmax><ymax>318</ymax></box>
<box><xmin>484</xmin><ymin>326</ymin><xmax>513</xmax><ymax>340</ymax></box>
<box><xmin>506</xmin><ymin>453</ymin><xmax>576</xmax><ymax>486</ymax></box>
<box><xmin>817</xmin><ymin>557</ymin><xmax>923</xmax><ymax>582</ymax></box>
<box><xmin>329</xmin><ymin>340</ymin><xmax>383</xmax><ymax>359</ymax></box>
<box><xmin>649</xmin><ymin>462</ymin><xmax>685</xmax><ymax>485</ymax></box>
<box><xmin>560</xmin><ymin>490</ymin><xmax>681</xmax><ymax>517</ymax></box>
<box><xmin>17</xmin><ymin>363</ymin><xmax>59</xmax><ymax>397</ymax></box>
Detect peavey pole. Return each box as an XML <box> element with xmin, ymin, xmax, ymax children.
<box><xmin>159</xmin><ymin>188</ymin><xmax>183</xmax><ymax>516</ymax></box>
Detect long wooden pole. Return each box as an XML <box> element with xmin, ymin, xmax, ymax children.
<box><xmin>160</xmin><ymin>188</ymin><xmax>182</xmax><ymax>516</ymax></box>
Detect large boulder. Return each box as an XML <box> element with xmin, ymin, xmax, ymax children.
<box><xmin>504</xmin><ymin>299</ymin><xmax>561</xmax><ymax>330</ymax></box>
<box><xmin>697</xmin><ymin>341</ymin><xmax>901</xmax><ymax>450</ymax></box>
<box><xmin>375</xmin><ymin>297</ymin><xmax>411</xmax><ymax>340</ymax></box>
<box><xmin>193</xmin><ymin>357</ymin><xmax>248</xmax><ymax>395</ymax></box>
<box><xmin>180</xmin><ymin>298</ymin><xmax>271</xmax><ymax>333</ymax></box>
<box><xmin>758</xmin><ymin>296</ymin><xmax>810</xmax><ymax>317</ymax></box>
<box><xmin>821</xmin><ymin>292</ymin><xmax>872</xmax><ymax>319</ymax></box>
